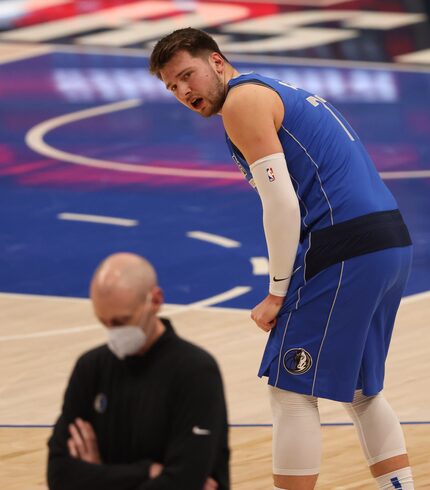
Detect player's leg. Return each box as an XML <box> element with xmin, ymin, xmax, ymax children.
<box><xmin>263</xmin><ymin>259</ymin><xmax>362</xmax><ymax>490</ymax></box>
<box><xmin>262</xmin><ymin>246</ymin><xmax>410</xmax><ymax>488</ymax></box>
<box><xmin>343</xmin><ymin>391</ymin><xmax>414</xmax><ymax>489</ymax></box>
<box><xmin>269</xmin><ymin>387</ymin><xmax>320</xmax><ymax>490</ymax></box>
<box><xmin>344</xmin><ymin>245</ymin><xmax>414</xmax><ymax>488</ymax></box>
<box><xmin>273</xmin><ymin>475</ymin><xmax>318</xmax><ymax>490</ymax></box>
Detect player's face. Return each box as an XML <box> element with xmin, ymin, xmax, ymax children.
<box><xmin>160</xmin><ymin>50</ymin><xmax>226</xmax><ymax>117</ymax></box>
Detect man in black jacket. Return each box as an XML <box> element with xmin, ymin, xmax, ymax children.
<box><xmin>47</xmin><ymin>252</ymin><xmax>229</xmax><ymax>490</ymax></box>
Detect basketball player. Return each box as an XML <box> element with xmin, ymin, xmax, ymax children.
<box><xmin>149</xmin><ymin>28</ymin><xmax>414</xmax><ymax>490</ymax></box>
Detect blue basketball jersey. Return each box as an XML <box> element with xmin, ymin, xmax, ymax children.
<box><xmin>224</xmin><ymin>75</ymin><xmax>413</xmax><ymax>402</ymax></box>
<box><xmin>225</xmin><ymin>73</ymin><xmax>398</xmax><ymax>235</ymax></box>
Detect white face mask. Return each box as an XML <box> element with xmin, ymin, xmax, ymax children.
<box><xmin>106</xmin><ymin>293</ymin><xmax>153</xmax><ymax>359</ymax></box>
<box><xmin>107</xmin><ymin>326</ymin><xmax>147</xmax><ymax>360</ymax></box>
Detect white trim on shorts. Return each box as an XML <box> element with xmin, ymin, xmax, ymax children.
<box><xmin>311</xmin><ymin>261</ymin><xmax>344</xmax><ymax>396</ymax></box>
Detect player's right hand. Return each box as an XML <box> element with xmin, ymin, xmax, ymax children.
<box><xmin>251</xmin><ymin>293</ymin><xmax>283</xmax><ymax>331</ymax></box>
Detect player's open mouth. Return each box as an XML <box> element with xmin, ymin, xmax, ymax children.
<box><xmin>191</xmin><ymin>98</ymin><xmax>203</xmax><ymax>109</ymax></box>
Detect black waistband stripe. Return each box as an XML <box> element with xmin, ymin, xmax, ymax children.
<box><xmin>305</xmin><ymin>210</ymin><xmax>412</xmax><ymax>281</ymax></box>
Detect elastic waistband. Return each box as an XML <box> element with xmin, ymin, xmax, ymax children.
<box><xmin>305</xmin><ymin>210</ymin><xmax>412</xmax><ymax>281</ymax></box>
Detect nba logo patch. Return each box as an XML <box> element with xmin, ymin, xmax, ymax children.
<box><xmin>266</xmin><ymin>167</ymin><xmax>275</xmax><ymax>182</ymax></box>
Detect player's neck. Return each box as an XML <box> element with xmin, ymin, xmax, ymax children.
<box><xmin>218</xmin><ymin>66</ymin><xmax>240</xmax><ymax>116</ymax></box>
<box><xmin>225</xmin><ymin>65</ymin><xmax>240</xmax><ymax>84</ymax></box>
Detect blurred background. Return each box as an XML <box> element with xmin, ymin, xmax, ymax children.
<box><xmin>0</xmin><ymin>0</ymin><xmax>429</xmax><ymax>308</ymax></box>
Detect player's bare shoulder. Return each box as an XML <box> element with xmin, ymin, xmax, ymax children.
<box><xmin>223</xmin><ymin>83</ymin><xmax>275</xmax><ymax>115</ymax></box>
<box><xmin>222</xmin><ymin>82</ymin><xmax>284</xmax><ymax>131</ymax></box>
<box><xmin>222</xmin><ymin>81</ymin><xmax>285</xmax><ymax>164</ymax></box>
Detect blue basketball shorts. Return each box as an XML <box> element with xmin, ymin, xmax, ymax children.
<box><xmin>258</xmin><ymin>245</ymin><xmax>413</xmax><ymax>403</ymax></box>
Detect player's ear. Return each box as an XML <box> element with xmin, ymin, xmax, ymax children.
<box><xmin>211</xmin><ymin>52</ymin><xmax>224</xmax><ymax>73</ymax></box>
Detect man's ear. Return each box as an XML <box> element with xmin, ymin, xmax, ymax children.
<box><xmin>210</xmin><ymin>52</ymin><xmax>224</xmax><ymax>73</ymax></box>
<box><xmin>151</xmin><ymin>286</ymin><xmax>164</xmax><ymax>311</ymax></box>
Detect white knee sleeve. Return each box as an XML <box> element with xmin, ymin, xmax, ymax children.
<box><xmin>343</xmin><ymin>390</ymin><xmax>407</xmax><ymax>465</ymax></box>
<box><xmin>269</xmin><ymin>386</ymin><xmax>321</xmax><ymax>476</ymax></box>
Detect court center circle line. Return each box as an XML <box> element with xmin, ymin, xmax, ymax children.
<box><xmin>25</xmin><ymin>100</ymin><xmax>430</xmax><ymax>180</ymax></box>
<box><xmin>25</xmin><ymin>99</ymin><xmax>243</xmax><ymax>180</ymax></box>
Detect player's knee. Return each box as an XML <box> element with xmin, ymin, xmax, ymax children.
<box><xmin>269</xmin><ymin>386</ymin><xmax>318</xmax><ymax>413</ymax></box>
<box><xmin>343</xmin><ymin>389</ymin><xmax>378</xmax><ymax>416</ymax></box>
<box><xmin>343</xmin><ymin>390</ymin><xmax>406</xmax><ymax>466</ymax></box>
<box><xmin>269</xmin><ymin>387</ymin><xmax>321</xmax><ymax>477</ymax></box>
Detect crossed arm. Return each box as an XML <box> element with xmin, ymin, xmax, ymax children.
<box><xmin>65</xmin><ymin>417</ymin><xmax>217</xmax><ymax>490</ymax></box>
<box><xmin>47</xmin><ymin>354</ymin><xmax>228</xmax><ymax>490</ymax></box>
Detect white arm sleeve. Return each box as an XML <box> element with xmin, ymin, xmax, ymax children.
<box><xmin>250</xmin><ymin>153</ymin><xmax>301</xmax><ymax>297</ymax></box>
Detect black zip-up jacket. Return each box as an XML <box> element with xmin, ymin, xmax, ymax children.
<box><xmin>47</xmin><ymin>318</ymin><xmax>230</xmax><ymax>490</ymax></box>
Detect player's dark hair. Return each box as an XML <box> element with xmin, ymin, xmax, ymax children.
<box><xmin>149</xmin><ymin>27</ymin><xmax>229</xmax><ymax>79</ymax></box>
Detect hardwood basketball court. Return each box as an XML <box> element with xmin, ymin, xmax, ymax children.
<box><xmin>1</xmin><ymin>292</ymin><xmax>428</xmax><ymax>489</ymax></box>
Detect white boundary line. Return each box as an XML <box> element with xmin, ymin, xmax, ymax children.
<box><xmin>169</xmin><ymin>286</ymin><xmax>251</xmax><ymax>310</ymax></box>
<box><xmin>0</xmin><ymin>288</ymin><xmax>427</xmax><ymax>342</ymax></box>
<box><xmin>1</xmin><ymin>289</ymin><xmax>428</xmax><ymax>306</ymax></box>
<box><xmin>0</xmin><ymin>292</ymin><xmax>89</xmax><ymax>302</ymax></box>
<box><xmin>187</xmin><ymin>231</ymin><xmax>241</xmax><ymax>248</ymax></box>
<box><xmin>165</xmin><ymin>303</ymin><xmax>249</xmax><ymax>313</ymax></box>
<box><xmin>25</xmin><ymin>101</ymin><xmax>244</xmax><ymax>180</ymax></box>
<box><xmin>0</xmin><ymin>287</ymin><xmax>251</xmax><ymax>341</ymax></box>
<box><xmin>25</xmin><ymin>101</ymin><xmax>430</xmax><ymax>182</ymax></box>
<box><xmin>0</xmin><ymin>324</ymin><xmax>99</xmax><ymax>341</ymax></box>
<box><xmin>380</xmin><ymin>170</ymin><xmax>430</xmax><ymax>180</ymax></box>
<box><xmin>58</xmin><ymin>212</ymin><xmax>138</xmax><ymax>227</ymax></box>
<box><xmin>0</xmin><ymin>292</ymin><xmax>250</xmax><ymax>312</ymax></box>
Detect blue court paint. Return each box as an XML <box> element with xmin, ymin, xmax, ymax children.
<box><xmin>0</xmin><ymin>52</ymin><xmax>429</xmax><ymax>307</ymax></box>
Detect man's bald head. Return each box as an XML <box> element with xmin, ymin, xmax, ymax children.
<box><xmin>92</xmin><ymin>253</ymin><xmax>157</xmax><ymax>300</ymax></box>
<box><xmin>90</xmin><ymin>253</ymin><xmax>161</xmax><ymax>327</ymax></box>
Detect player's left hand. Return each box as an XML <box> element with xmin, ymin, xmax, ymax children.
<box><xmin>251</xmin><ymin>293</ymin><xmax>284</xmax><ymax>332</ymax></box>
<box><xmin>68</xmin><ymin>418</ymin><xmax>102</xmax><ymax>464</ymax></box>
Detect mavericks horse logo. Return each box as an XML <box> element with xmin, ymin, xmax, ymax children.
<box><xmin>283</xmin><ymin>348</ymin><xmax>312</xmax><ymax>375</ymax></box>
